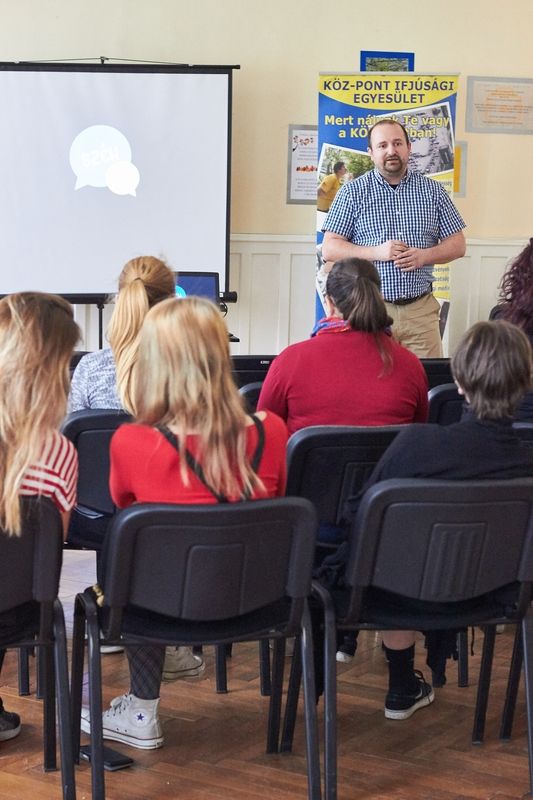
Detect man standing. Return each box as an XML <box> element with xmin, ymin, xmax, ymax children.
<box><xmin>317</xmin><ymin>161</ymin><xmax>346</xmax><ymax>213</ymax></box>
<box><xmin>321</xmin><ymin>119</ymin><xmax>466</xmax><ymax>357</ymax></box>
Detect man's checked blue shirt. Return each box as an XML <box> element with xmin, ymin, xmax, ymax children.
<box><xmin>322</xmin><ymin>168</ymin><xmax>465</xmax><ymax>302</ymax></box>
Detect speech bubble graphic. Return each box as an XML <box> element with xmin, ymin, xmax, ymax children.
<box><xmin>105</xmin><ymin>161</ymin><xmax>140</xmax><ymax>196</ymax></box>
<box><xmin>69</xmin><ymin>125</ymin><xmax>134</xmax><ymax>190</ymax></box>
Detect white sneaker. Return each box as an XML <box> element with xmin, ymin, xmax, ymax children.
<box><xmin>336</xmin><ymin>650</ymin><xmax>354</xmax><ymax>664</ymax></box>
<box><xmin>162</xmin><ymin>646</ymin><xmax>205</xmax><ymax>681</ymax></box>
<box><xmin>80</xmin><ymin>693</ymin><xmax>163</xmax><ymax>750</ymax></box>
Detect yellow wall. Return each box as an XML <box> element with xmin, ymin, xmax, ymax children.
<box><xmin>0</xmin><ymin>0</ymin><xmax>530</xmax><ymax>238</ymax></box>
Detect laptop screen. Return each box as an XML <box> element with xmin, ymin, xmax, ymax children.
<box><xmin>174</xmin><ymin>272</ymin><xmax>220</xmax><ymax>304</ymax></box>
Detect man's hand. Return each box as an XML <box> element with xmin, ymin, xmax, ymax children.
<box><xmin>374</xmin><ymin>240</ymin><xmax>409</xmax><ymax>262</ymax></box>
<box><xmin>393</xmin><ymin>247</ymin><xmax>427</xmax><ymax>271</ymax></box>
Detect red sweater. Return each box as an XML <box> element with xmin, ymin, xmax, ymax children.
<box><xmin>257</xmin><ymin>330</ymin><xmax>428</xmax><ymax>436</ymax></box>
<box><xmin>110</xmin><ymin>411</ymin><xmax>288</xmax><ymax>508</ymax></box>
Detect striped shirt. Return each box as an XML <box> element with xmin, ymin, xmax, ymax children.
<box><xmin>322</xmin><ymin>168</ymin><xmax>465</xmax><ymax>301</ymax></box>
<box><xmin>20</xmin><ymin>430</ymin><xmax>78</xmax><ymax>513</ymax></box>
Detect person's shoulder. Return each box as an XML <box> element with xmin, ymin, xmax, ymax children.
<box><xmin>112</xmin><ymin>422</ymin><xmax>156</xmax><ymax>446</ymax></box>
<box><xmin>348</xmin><ymin>170</ymin><xmax>374</xmax><ymax>191</ymax></box>
<box><xmin>409</xmin><ymin>170</ymin><xmax>448</xmax><ymax>195</ymax></box>
<box><xmin>389</xmin><ymin>339</ymin><xmax>427</xmax><ymax>371</ymax></box>
<box><xmin>75</xmin><ymin>348</ymin><xmax>115</xmax><ymax>373</ymax></box>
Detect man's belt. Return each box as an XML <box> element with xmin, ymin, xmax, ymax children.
<box><xmin>386</xmin><ymin>290</ymin><xmax>431</xmax><ymax>306</ymax></box>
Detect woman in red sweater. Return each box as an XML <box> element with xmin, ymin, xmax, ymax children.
<box><xmin>81</xmin><ymin>296</ymin><xmax>288</xmax><ymax>750</ymax></box>
<box><xmin>257</xmin><ymin>258</ymin><xmax>428</xmax><ymax>436</ymax></box>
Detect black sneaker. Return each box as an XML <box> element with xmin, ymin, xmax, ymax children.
<box><xmin>0</xmin><ymin>701</ymin><xmax>21</xmax><ymax>741</ymax></box>
<box><xmin>384</xmin><ymin>670</ymin><xmax>434</xmax><ymax>720</ymax></box>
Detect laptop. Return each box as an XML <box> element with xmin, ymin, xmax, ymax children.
<box><xmin>174</xmin><ymin>271</ymin><xmax>220</xmax><ymax>303</ymax></box>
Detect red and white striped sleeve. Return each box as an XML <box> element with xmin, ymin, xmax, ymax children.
<box><xmin>20</xmin><ymin>431</ymin><xmax>78</xmax><ymax>513</ymax></box>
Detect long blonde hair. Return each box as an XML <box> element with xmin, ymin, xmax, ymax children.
<box><xmin>107</xmin><ymin>256</ymin><xmax>175</xmax><ymax>412</ymax></box>
<box><xmin>0</xmin><ymin>293</ymin><xmax>80</xmax><ymax>535</ymax></box>
<box><xmin>134</xmin><ymin>296</ymin><xmax>263</xmax><ymax>499</ymax></box>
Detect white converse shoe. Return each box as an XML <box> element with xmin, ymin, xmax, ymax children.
<box><xmin>162</xmin><ymin>646</ymin><xmax>205</xmax><ymax>681</ymax></box>
<box><xmin>80</xmin><ymin>693</ymin><xmax>163</xmax><ymax>750</ymax></box>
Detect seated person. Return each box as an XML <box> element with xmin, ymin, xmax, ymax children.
<box><xmin>257</xmin><ymin>258</ymin><xmax>428</xmax><ymax>437</ymax></box>
<box><xmin>69</xmin><ymin>255</ymin><xmax>175</xmax><ymax>412</ymax></box>
<box><xmin>318</xmin><ymin>321</ymin><xmax>533</xmax><ymax>720</ymax></box>
<box><xmin>80</xmin><ymin>296</ymin><xmax>288</xmax><ymax>750</ymax></box>
<box><xmin>68</xmin><ymin>257</ymin><xmax>201</xmax><ymax>676</ymax></box>
<box><xmin>0</xmin><ymin>293</ymin><xmax>79</xmax><ymax>741</ymax></box>
<box><xmin>489</xmin><ymin>238</ymin><xmax>533</xmax><ymax>421</ymax></box>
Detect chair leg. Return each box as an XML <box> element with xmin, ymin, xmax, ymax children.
<box><xmin>259</xmin><ymin>639</ymin><xmax>272</xmax><ymax>697</ymax></box>
<box><xmin>280</xmin><ymin>634</ymin><xmax>302</xmax><ymax>753</ymax></box>
<box><xmin>266</xmin><ymin>638</ymin><xmax>285</xmax><ymax>754</ymax></box>
<box><xmin>500</xmin><ymin>624</ymin><xmax>523</xmax><ymax>740</ymax></box>
<box><xmin>42</xmin><ymin>641</ymin><xmax>57</xmax><ymax>771</ymax></box>
<box><xmin>521</xmin><ymin>607</ymin><xmax>533</xmax><ymax>797</ymax></box>
<box><xmin>457</xmin><ymin>629</ymin><xmax>469</xmax><ymax>688</ymax></box>
<box><xmin>472</xmin><ymin>625</ymin><xmax>496</xmax><ymax>744</ymax></box>
<box><xmin>53</xmin><ymin>601</ymin><xmax>76</xmax><ymax>800</ymax></box>
<box><xmin>86</xmin><ymin>602</ymin><xmax>106</xmax><ymax>800</ymax></box>
<box><xmin>215</xmin><ymin>644</ymin><xmax>228</xmax><ymax>693</ymax></box>
<box><xmin>301</xmin><ymin>603</ymin><xmax>322</xmax><ymax>800</ymax></box>
<box><xmin>322</xmin><ymin>597</ymin><xmax>338</xmax><ymax>800</ymax></box>
<box><xmin>18</xmin><ymin>648</ymin><xmax>31</xmax><ymax>696</ymax></box>
<box><xmin>37</xmin><ymin>645</ymin><xmax>45</xmax><ymax>700</ymax></box>
<box><xmin>71</xmin><ymin>596</ymin><xmax>87</xmax><ymax>763</ymax></box>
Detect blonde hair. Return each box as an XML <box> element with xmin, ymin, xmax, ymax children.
<box><xmin>107</xmin><ymin>256</ymin><xmax>175</xmax><ymax>412</ymax></box>
<box><xmin>134</xmin><ymin>296</ymin><xmax>264</xmax><ymax>499</ymax></box>
<box><xmin>0</xmin><ymin>293</ymin><xmax>80</xmax><ymax>535</ymax></box>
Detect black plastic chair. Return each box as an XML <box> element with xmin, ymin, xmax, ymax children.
<box><xmin>514</xmin><ymin>422</ymin><xmax>533</xmax><ymax>447</ymax></box>
<box><xmin>427</xmin><ymin>382</ymin><xmax>464</xmax><ymax>425</ymax></box>
<box><xmin>286</xmin><ymin>424</ymin><xmax>405</xmax><ymax>548</ymax></box>
<box><xmin>70</xmin><ymin>498</ymin><xmax>321</xmax><ymax>800</ymax></box>
<box><xmin>238</xmin><ymin>381</ymin><xmax>264</xmax><ymax>414</ymax></box>
<box><xmin>294</xmin><ymin>477</ymin><xmax>533</xmax><ymax>800</ymax></box>
<box><xmin>61</xmin><ymin>409</ymin><xmax>131</xmax><ymax>552</ymax></box>
<box><xmin>0</xmin><ymin>497</ymin><xmax>76</xmax><ymax>800</ymax></box>
<box><xmin>217</xmin><ymin>425</ymin><xmax>406</xmax><ymax>697</ymax></box>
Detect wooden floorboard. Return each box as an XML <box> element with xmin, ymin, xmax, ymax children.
<box><xmin>0</xmin><ymin>550</ymin><xmax>531</xmax><ymax>799</ymax></box>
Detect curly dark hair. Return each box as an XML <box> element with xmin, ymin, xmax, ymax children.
<box><xmin>498</xmin><ymin>239</ymin><xmax>533</xmax><ymax>336</ymax></box>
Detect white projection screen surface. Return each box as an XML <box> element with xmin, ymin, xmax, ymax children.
<box><xmin>0</xmin><ymin>63</ymin><xmax>234</xmax><ymax>295</ymax></box>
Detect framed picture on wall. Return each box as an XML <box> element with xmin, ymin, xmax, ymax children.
<box><xmin>360</xmin><ymin>51</ymin><xmax>415</xmax><ymax>72</ymax></box>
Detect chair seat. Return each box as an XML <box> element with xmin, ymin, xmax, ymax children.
<box><xmin>335</xmin><ymin>583</ymin><xmax>522</xmax><ymax>631</ymax></box>
<box><xmin>100</xmin><ymin>597</ymin><xmax>296</xmax><ymax>645</ymax></box>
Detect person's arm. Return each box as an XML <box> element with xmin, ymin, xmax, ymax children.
<box><xmin>322</xmin><ymin>231</ymin><xmax>409</xmax><ymax>265</ymax></box>
<box><xmin>393</xmin><ymin>230</ymin><xmax>466</xmax><ymax>272</ymax></box>
<box><xmin>256</xmin><ymin>357</ymin><xmax>289</xmax><ymax>422</ymax></box>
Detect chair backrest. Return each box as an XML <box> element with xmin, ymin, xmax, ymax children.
<box><xmin>102</xmin><ymin>498</ymin><xmax>317</xmax><ymax>635</ymax></box>
<box><xmin>239</xmin><ymin>381</ymin><xmax>264</xmax><ymax>414</ymax></box>
<box><xmin>420</xmin><ymin>357</ymin><xmax>453</xmax><ymax>389</ymax></box>
<box><xmin>61</xmin><ymin>409</ymin><xmax>131</xmax><ymax>514</ymax></box>
<box><xmin>286</xmin><ymin>425</ymin><xmax>404</xmax><ymax>526</ymax></box>
<box><xmin>345</xmin><ymin>477</ymin><xmax>533</xmax><ymax>609</ymax></box>
<box><xmin>231</xmin><ymin>355</ymin><xmax>275</xmax><ymax>388</ymax></box>
<box><xmin>427</xmin><ymin>383</ymin><xmax>464</xmax><ymax>425</ymax></box>
<box><xmin>0</xmin><ymin>496</ymin><xmax>63</xmax><ymax>616</ymax></box>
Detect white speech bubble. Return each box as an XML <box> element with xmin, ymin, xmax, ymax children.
<box><xmin>105</xmin><ymin>161</ymin><xmax>140</xmax><ymax>197</ymax></box>
<box><xmin>69</xmin><ymin>125</ymin><xmax>132</xmax><ymax>190</ymax></box>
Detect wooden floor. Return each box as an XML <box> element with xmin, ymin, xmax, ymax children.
<box><xmin>0</xmin><ymin>550</ymin><xmax>531</xmax><ymax>800</ymax></box>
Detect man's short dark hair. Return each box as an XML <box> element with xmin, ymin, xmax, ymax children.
<box><xmin>367</xmin><ymin>118</ymin><xmax>410</xmax><ymax>149</ymax></box>
<box><xmin>333</xmin><ymin>161</ymin><xmax>345</xmax><ymax>174</ymax></box>
<box><xmin>451</xmin><ymin>321</ymin><xmax>532</xmax><ymax>419</ymax></box>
